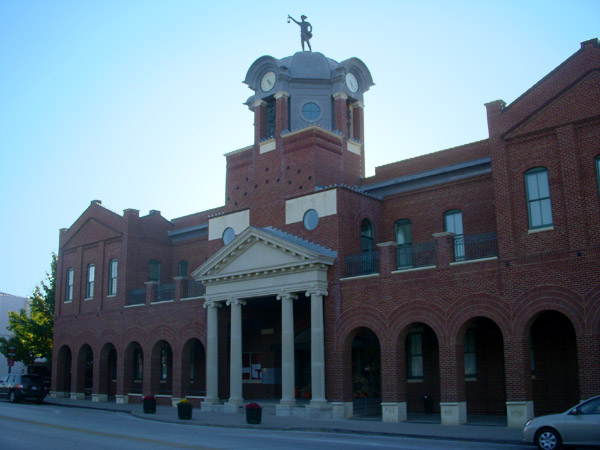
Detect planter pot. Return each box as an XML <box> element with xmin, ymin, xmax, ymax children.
<box><xmin>178</xmin><ymin>403</ymin><xmax>193</xmax><ymax>420</ymax></box>
<box><xmin>246</xmin><ymin>407</ymin><xmax>262</xmax><ymax>424</ymax></box>
<box><xmin>143</xmin><ymin>399</ymin><xmax>156</xmax><ymax>414</ymax></box>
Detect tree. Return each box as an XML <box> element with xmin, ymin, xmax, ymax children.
<box><xmin>0</xmin><ymin>253</ymin><xmax>56</xmax><ymax>368</ymax></box>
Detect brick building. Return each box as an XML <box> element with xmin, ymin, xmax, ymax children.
<box><xmin>52</xmin><ymin>39</ymin><xmax>600</xmax><ymax>427</ymax></box>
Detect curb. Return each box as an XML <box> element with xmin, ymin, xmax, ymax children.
<box><xmin>45</xmin><ymin>400</ymin><xmax>522</xmax><ymax>446</ymax></box>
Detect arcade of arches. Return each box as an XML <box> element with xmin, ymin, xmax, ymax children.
<box><xmin>54</xmin><ymin>308</ymin><xmax>586</xmax><ymax>426</ymax></box>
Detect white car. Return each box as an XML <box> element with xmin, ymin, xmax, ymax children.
<box><xmin>523</xmin><ymin>396</ymin><xmax>600</xmax><ymax>450</ymax></box>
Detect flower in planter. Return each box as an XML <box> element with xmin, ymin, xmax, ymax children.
<box><xmin>178</xmin><ymin>398</ymin><xmax>190</xmax><ymax>405</ymax></box>
<box><xmin>143</xmin><ymin>395</ymin><xmax>157</xmax><ymax>414</ymax></box>
<box><xmin>245</xmin><ymin>402</ymin><xmax>262</xmax><ymax>424</ymax></box>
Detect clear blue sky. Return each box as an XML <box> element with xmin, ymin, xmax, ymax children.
<box><xmin>1</xmin><ymin>0</ymin><xmax>598</xmax><ymax>297</ymax></box>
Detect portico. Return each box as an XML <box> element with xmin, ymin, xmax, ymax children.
<box><xmin>192</xmin><ymin>226</ymin><xmax>336</xmax><ymax>416</ymax></box>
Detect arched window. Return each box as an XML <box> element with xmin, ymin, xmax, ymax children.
<box><xmin>222</xmin><ymin>227</ymin><xmax>235</xmax><ymax>245</ymax></box>
<box><xmin>395</xmin><ymin>219</ymin><xmax>412</xmax><ymax>268</ymax></box>
<box><xmin>65</xmin><ymin>268</ymin><xmax>74</xmax><ymax>303</ymax></box>
<box><xmin>444</xmin><ymin>210</ymin><xmax>464</xmax><ymax>261</ymax></box>
<box><xmin>134</xmin><ymin>348</ymin><xmax>143</xmax><ymax>381</ymax></box>
<box><xmin>190</xmin><ymin>348</ymin><xmax>195</xmax><ymax>382</ymax></box>
<box><xmin>149</xmin><ymin>260</ymin><xmax>161</xmax><ymax>282</ymax></box>
<box><xmin>108</xmin><ymin>259</ymin><xmax>118</xmax><ymax>296</ymax></box>
<box><xmin>360</xmin><ymin>219</ymin><xmax>374</xmax><ymax>253</ymax></box>
<box><xmin>160</xmin><ymin>347</ymin><xmax>168</xmax><ymax>381</ymax></box>
<box><xmin>85</xmin><ymin>264</ymin><xmax>95</xmax><ymax>299</ymax></box>
<box><xmin>525</xmin><ymin>167</ymin><xmax>553</xmax><ymax>229</ymax></box>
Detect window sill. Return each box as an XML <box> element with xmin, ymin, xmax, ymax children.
<box><xmin>107</xmin><ymin>294</ymin><xmax>116</xmax><ymax>298</ymax></box>
<box><xmin>84</xmin><ymin>297</ymin><xmax>93</xmax><ymax>301</ymax></box>
<box><xmin>465</xmin><ymin>376</ymin><xmax>477</xmax><ymax>382</ymax></box>
<box><xmin>449</xmin><ymin>257</ymin><xmax>498</xmax><ymax>266</ymax></box>
<box><xmin>340</xmin><ymin>273</ymin><xmax>380</xmax><ymax>281</ymax></box>
<box><xmin>124</xmin><ymin>303</ymin><xmax>145</xmax><ymax>308</ymax></box>
<box><xmin>181</xmin><ymin>296</ymin><xmax>204</xmax><ymax>301</ymax></box>
<box><xmin>151</xmin><ymin>300</ymin><xmax>174</xmax><ymax>305</ymax></box>
<box><xmin>392</xmin><ymin>265</ymin><xmax>436</xmax><ymax>274</ymax></box>
<box><xmin>407</xmin><ymin>379</ymin><xmax>423</xmax><ymax>383</ymax></box>
<box><xmin>528</xmin><ymin>226</ymin><xmax>554</xmax><ymax>234</ymax></box>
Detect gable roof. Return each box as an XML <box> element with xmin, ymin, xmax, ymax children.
<box><xmin>191</xmin><ymin>227</ymin><xmax>336</xmax><ymax>301</ymax></box>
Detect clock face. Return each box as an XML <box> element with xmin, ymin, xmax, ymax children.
<box><xmin>345</xmin><ymin>72</ymin><xmax>358</xmax><ymax>93</ymax></box>
<box><xmin>260</xmin><ymin>71</ymin><xmax>276</xmax><ymax>92</ymax></box>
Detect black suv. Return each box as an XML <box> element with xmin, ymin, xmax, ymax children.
<box><xmin>0</xmin><ymin>374</ymin><xmax>46</xmax><ymax>403</ymax></box>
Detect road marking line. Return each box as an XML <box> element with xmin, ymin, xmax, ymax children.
<box><xmin>0</xmin><ymin>414</ymin><xmax>220</xmax><ymax>449</ymax></box>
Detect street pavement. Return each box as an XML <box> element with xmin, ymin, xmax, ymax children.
<box><xmin>43</xmin><ymin>397</ymin><xmax>523</xmax><ymax>446</ymax></box>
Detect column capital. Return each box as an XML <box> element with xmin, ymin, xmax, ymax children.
<box><xmin>276</xmin><ymin>293</ymin><xmax>298</xmax><ymax>301</ymax></box>
<box><xmin>203</xmin><ymin>299</ymin><xmax>222</xmax><ymax>309</ymax></box>
<box><xmin>332</xmin><ymin>92</ymin><xmax>348</xmax><ymax>101</ymax></box>
<box><xmin>252</xmin><ymin>99</ymin><xmax>267</xmax><ymax>109</ymax></box>
<box><xmin>226</xmin><ymin>298</ymin><xmax>246</xmax><ymax>307</ymax></box>
<box><xmin>305</xmin><ymin>289</ymin><xmax>328</xmax><ymax>298</ymax></box>
<box><xmin>274</xmin><ymin>91</ymin><xmax>290</xmax><ymax>99</ymax></box>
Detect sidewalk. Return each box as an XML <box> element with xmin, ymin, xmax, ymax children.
<box><xmin>43</xmin><ymin>397</ymin><xmax>523</xmax><ymax>445</ymax></box>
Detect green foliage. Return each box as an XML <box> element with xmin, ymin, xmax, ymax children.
<box><xmin>0</xmin><ymin>253</ymin><xmax>56</xmax><ymax>367</ymax></box>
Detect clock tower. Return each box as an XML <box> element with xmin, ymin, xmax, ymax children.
<box><xmin>223</xmin><ymin>51</ymin><xmax>373</xmax><ymax>222</ymax></box>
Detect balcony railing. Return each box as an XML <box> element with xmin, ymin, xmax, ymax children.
<box><xmin>128</xmin><ymin>288</ymin><xmax>146</xmax><ymax>305</ymax></box>
<box><xmin>185</xmin><ymin>280</ymin><xmax>206</xmax><ymax>298</ymax></box>
<box><xmin>454</xmin><ymin>232</ymin><xmax>498</xmax><ymax>262</ymax></box>
<box><xmin>397</xmin><ymin>242</ymin><xmax>436</xmax><ymax>270</ymax></box>
<box><xmin>157</xmin><ymin>283</ymin><xmax>174</xmax><ymax>301</ymax></box>
<box><xmin>345</xmin><ymin>251</ymin><xmax>379</xmax><ymax>278</ymax></box>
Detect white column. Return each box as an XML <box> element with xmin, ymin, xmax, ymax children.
<box><xmin>226</xmin><ymin>298</ymin><xmax>245</xmax><ymax>411</ymax></box>
<box><xmin>203</xmin><ymin>299</ymin><xmax>221</xmax><ymax>406</ymax></box>
<box><xmin>307</xmin><ymin>289</ymin><xmax>327</xmax><ymax>408</ymax></box>
<box><xmin>277</xmin><ymin>293</ymin><xmax>297</xmax><ymax>414</ymax></box>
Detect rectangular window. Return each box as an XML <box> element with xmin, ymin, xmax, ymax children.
<box><xmin>407</xmin><ymin>332</ymin><xmax>424</xmax><ymax>379</ymax></box>
<box><xmin>86</xmin><ymin>264</ymin><xmax>95</xmax><ymax>299</ymax></box>
<box><xmin>396</xmin><ymin>219</ymin><xmax>413</xmax><ymax>268</ymax></box>
<box><xmin>464</xmin><ymin>328</ymin><xmax>477</xmax><ymax>377</ymax></box>
<box><xmin>444</xmin><ymin>210</ymin><xmax>464</xmax><ymax>261</ymax></box>
<box><xmin>66</xmin><ymin>268</ymin><xmax>74</xmax><ymax>303</ymax></box>
<box><xmin>108</xmin><ymin>259</ymin><xmax>118</xmax><ymax>296</ymax></box>
<box><xmin>526</xmin><ymin>168</ymin><xmax>553</xmax><ymax>229</ymax></box>
<box><xmin>149</xmin><ymin>260</ymin><xmax>161</xmax><ymax>282</ymax></box>
<box><xmin>178</xmin><ymin>261</ymin><xmax>188</xmax><ymax>278</ymax></box>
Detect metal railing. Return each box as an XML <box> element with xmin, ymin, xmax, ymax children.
<box><xmin>185</xmin><ymin>280</ymin><xmax>206</xmax><ymax>298</ymax></box>
<box><xmin>397</xmin><ymin>242</ymin><xmax>437</xmax><ymax>269</ymax></box>
<box><xmin>454</xmin><ymin>232</ymin><xmax>498</xmax><ymax>262</ymax></box>
<box><xmin>345</xmin><ymin>251</ymin><xmax>379</xmax><ymax>277</ymax></box>
<box><xmin>157</xmin><ymin>283</ymin><xmax>174</xmax><ymax>301</ymax></box>
<box><xmin>128</xmin><ymin>288</ymin><xmax>146</xmax><ymax>305</ymax></box>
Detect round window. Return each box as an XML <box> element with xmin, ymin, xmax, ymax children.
<box><xmin>303</xmin><ymin>209</ymin><xmax>319</xmax><ymax>230</ymax></box>
<box><xmin>301</xmin><ymin>102</ymin><xmax>321</xmax><ymax>121</ymax></box>
<box><xmin>222</xmin><ymin>227</ymin><xmax>235</xmax><ymax>245</ymax></box>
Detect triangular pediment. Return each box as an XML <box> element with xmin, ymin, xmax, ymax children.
<box><xmin>505</xmin><ymin>71</ymin><xmax>600</xmax><ymax>139</ymax></box>
<box><xmin>192</xmin><ymin>226</ymin><xmax>336</xmax><ymax>282</ymax></box>
<box><xmin>63</xmin><ymin>218</ymin><xmax>122</xmax><ymax>250</ymax></box>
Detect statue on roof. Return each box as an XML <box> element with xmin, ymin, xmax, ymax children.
<box><xmin>288</xmin><ymin>14</ymin><xmax>312</xmax><ymax>52</ymax></box>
